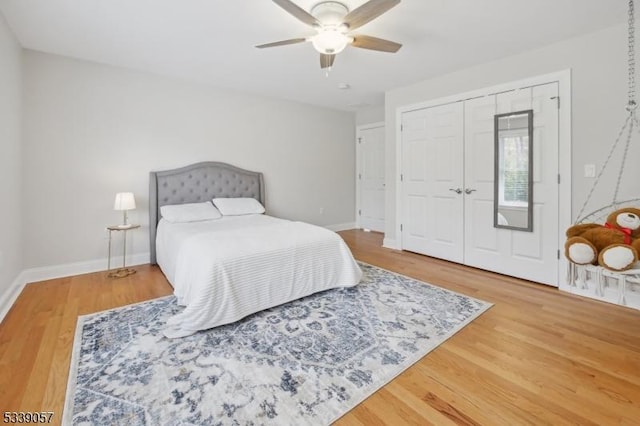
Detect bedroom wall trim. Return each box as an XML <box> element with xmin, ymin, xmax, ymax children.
<box><xmin>20</xmin><ymin>253</ymin><xmax>151</xmax><ymax>285</ymax></box>
<box><xmin>0</xmin><ymin>253</ymin><xmax>150</xmax><ymax>323</ymax></box>
<box><xmin>325</xmin><ymin>222</ymin><xmax>356</xmax><ymax>232</ymax></box>
<box><xmin>383</xmin><ymin>237</ymin><xmax>400</xmax><ymax>250</ymax></box>
<box><xmin>0</xmin><ymin>272</ymin><xmax>26</xmax><ymax>324</ymax></box>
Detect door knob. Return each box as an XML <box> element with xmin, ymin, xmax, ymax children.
<box><xmin>464</xmin><ymin>188</ymin><xmax>477</xmax><ymax>194</ymax></box>
<box><xmin>449</xmin><ymin>188</ymin><xmax>462</xmax><ymax>194</ymax></box>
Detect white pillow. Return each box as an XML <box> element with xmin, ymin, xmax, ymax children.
<box><xmin>212</xmin><ymin>197</ymin><xmax>265</xmax><ymax>216</ymax></box>
<box><xmin>160</xmin><ymin>202</ymin><xmax>222</xmax><ymax>223</ymax></box>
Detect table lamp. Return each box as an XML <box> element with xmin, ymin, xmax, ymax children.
<box><xmin>114</xmin><ymin>192</ymin><xmax>136</xmax><ymax>227</ymax></box>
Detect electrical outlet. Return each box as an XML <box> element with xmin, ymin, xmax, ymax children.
<box><xmin>584</xmin><ymin>164</ymin><xmax>596</xmax><ymax>178</ymax></box>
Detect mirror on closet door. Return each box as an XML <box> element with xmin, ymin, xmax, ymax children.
<box><xmin>494</xmin><ymin>109</ymin><xmax>533</xmax><ymax>231</ymax></box>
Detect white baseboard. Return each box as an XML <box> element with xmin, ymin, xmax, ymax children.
<box><xmin>383</xmin><ymin>238</ymin><xmax>400</xmax><ymax>250</ymax></box>
<box><xmin>0</xmin><ymin>253</ymin><xmax>150</xmax><ymax>324</ymax></box>
<box><xmin>326</xmin><ymin>222</ymin><xmax>357</xmax><ymax>232</ymax></box>
<box><xmin>0</xmin><ymin>271</ymin><xmax>27</xmax><ymax>324</ymax></box>
<box><xmin>21</xmin><ymin>253</ymin><xmax>151</xmax><ymax>284</ymax></box>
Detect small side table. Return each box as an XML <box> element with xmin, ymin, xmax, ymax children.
<box><xmin>107</xmin><ymin>224</ymin><xmax>140</xmax><ymax>278</ymax></box>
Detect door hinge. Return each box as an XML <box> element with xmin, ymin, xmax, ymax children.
<box><xmin>359</xmin><ymin>173</ymin><xmax>362</xmax><ymax>180</ymax></box>
<box><xmin>557</xmin><ymin>249</ymin><xmax>560</xmax><ymax>260</ymax></box>
<box><xmin>358</xmin><ymin>209</ymin><xmax>361</xmax><ymax>216</ymax></box>
<box><xmin>400</xmin><ymin>173</ymin><xmax>404</xmax><ymax>182</ymax></box>
<box><xmin>557</xmin><ymin>174</ymin><xmax>561</xmax><ymax>184</ymax></box>
<box><xmin>400</xmin><ymin>224</ymin><xmax>403</xmax><ymax>231</ymax></box>
<box><xmin>401</xmin><ymin>124</ymin><xmax>404</xmax><ymax>132</ymax></box>
<box><xmin>358</xmin><ymin>137</ymin><xmax>362</xmax><ymax>144</ymax></box>
<box><xmin>551</xmin><ymin>96</ymin><xmax>560</xmax><ymax>109</ymax></box>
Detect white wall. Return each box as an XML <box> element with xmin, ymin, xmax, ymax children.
<box><xmin>355</xmin><ymin>105</ymin><xmax>384</xmax><ymax>126</ymax></box>
<box><xmin>0</xmin><ymin>13</ymin><xmax>22</xmax><ymax>299</ymax></box>
<box><xmin>385</xmin><ymin>22</ymin><xmax>640</xmax><ymax>242</ymax></box>
<box><xmin>22</xmin><ymin>51</ymin><xmax>356</xmax><ymax>268</ymax></box>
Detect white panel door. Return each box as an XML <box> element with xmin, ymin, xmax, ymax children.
<box><xmin>401</xmin><ymin>102</ymin><xmax>464</xmax><ymax>263</ymax></box>
<box><xmin>464</xmin><ymin>83</ymin><xmax>559</xmax><ymax>286</ymax></box>
<box><xmin>358</xmin><ymin>125</ymin><xmax>385</xmax><ymax>232</ymax></box>
<box><xmin>463</xmin><ymin>95</ymin><xmax>499</xmax><ymax>263</ymax></box>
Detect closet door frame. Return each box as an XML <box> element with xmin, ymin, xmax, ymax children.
<box><xmin>394</xmin><ymin>70</ymin><xmax>572</xmax><ymax>287</ymax></box>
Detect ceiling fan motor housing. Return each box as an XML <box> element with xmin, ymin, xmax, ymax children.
<box><xmin>311</xmin><ymin>1</ymin><xmax>349</xmax><ymax>26</ymax></box>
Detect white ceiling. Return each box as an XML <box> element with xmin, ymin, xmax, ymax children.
<box><xmin>0</xmin><ymin>0</ymin><xmax>628</xmax><ymax>111</ymax></box>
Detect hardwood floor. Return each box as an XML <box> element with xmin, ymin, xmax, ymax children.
<box><xmin>1</xmin><ymin>229</ymin><xmax>639</xmax><ymax>425</ymax></box>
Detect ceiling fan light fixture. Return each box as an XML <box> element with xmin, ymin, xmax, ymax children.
<box><xmin>311</xmin><ymin>28</ymin><xmax>353</xmax><ymax>54</ymax></box>
<box><xmin>259</xmin><ymin>0</ymin><xmax>403</xmax><ymax>69</ymax></box>
<box><xmin>310</xmin><ymin>1</ymin><xmax>349</xmax><ymax>26</ymax></box>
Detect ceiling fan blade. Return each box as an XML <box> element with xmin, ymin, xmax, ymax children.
<box><xmin>344</xmin><ymin>0</ymin><xmax>401</xmax><ymax>30</ymax></box>
<box><xmin>320</xmin><ymin>53</ymin><xmax>336</xmax><ymax>69</ymax></box>
<box><xmin>255</xmin><ymin>38</ymin><xmax>308</xmax><ymax>48</ymax></box>
<box><xmin>352</xmin><ymin>35</ymin><xmax>402</xmax><ymax>52</ymax></box>
<box><xmin>272</xmin><ymin>0</ymin><xmax>319</xmax><ymax>27</ymax></box>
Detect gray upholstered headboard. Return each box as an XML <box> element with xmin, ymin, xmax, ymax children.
<box><xmin>149</xmin><ymin>162</ymin><xmax>265</xmax><ymax>264</ymax></box>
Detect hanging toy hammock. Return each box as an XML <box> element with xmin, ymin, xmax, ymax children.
<box><xmin>566</xmin><ymin>0</ymin><xmax>640</xmax><ymax>309</ymax></box>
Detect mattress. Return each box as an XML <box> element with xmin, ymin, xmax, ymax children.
<box><xmin>156</xmin><ymin>215</ymin><xmax>362</xmax><ymax>337</ymax></box>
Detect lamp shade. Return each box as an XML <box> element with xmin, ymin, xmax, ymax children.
<box><xmin>114</xmin><ymin>192</ymin><xmax>136</xmax><ymax>211</ymax></box>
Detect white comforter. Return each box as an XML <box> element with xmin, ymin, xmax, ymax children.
<box><xmin>156</xmin><ymin>215</ymin><xmax>362</xmax><ymax>338</ymax></box>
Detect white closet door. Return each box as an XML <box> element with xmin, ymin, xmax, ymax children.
<box><xmin>401</xmin><ymin>102</ymin><xmax>464</xmax><ymax>263</ymax></box>
<box><xmin>463</xmin><ymin>95</ymin><xmax>499</xmax><ymax>268</ymax></box>
<box><xmin>464</xmin><ymin>83</ymin><xmax>559</xmax><ymax>286</ymax></box>
<box><xmin>358</xmin><ymin>124</ymin><xmax>385</xmax><ymax>232</ymax></box>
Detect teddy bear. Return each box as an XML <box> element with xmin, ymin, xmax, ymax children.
<box><xmin>565</xmin><ymin>207</ymin><xmax>640</xmax><ymax>271</ymax></box>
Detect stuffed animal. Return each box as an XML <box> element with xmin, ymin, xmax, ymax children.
<box><xmin>565</xmin><ymin>207</ymin><xmax>640</xmax><ymax>271</ymax></box>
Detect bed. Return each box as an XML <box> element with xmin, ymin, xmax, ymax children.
<box><xmin>149</xmin><ymin>162</ymin><xmax>362</xmax><ymax>338</ymax></box>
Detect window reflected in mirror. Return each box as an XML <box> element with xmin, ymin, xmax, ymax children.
<box><xmin>494</xmin><ymin>110</ymin><xmax>533</xmax><ymax>231</ymax></box>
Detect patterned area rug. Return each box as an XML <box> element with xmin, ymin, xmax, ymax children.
<box><xmin>63</xmin><ymin>263</ymin><xmax>491</xmax><ymax>425</ymax></box>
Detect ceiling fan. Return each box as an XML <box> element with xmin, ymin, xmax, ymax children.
<box><xmin>256</xmin><ymin>0</ymin><xmax>402</xmax><ymax>69</ymax></box>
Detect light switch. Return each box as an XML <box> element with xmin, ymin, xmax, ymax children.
<box><xmin>584</xmin><ymin>164</ymin><xmax>596</xmax><ymax>178</ymax></box>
